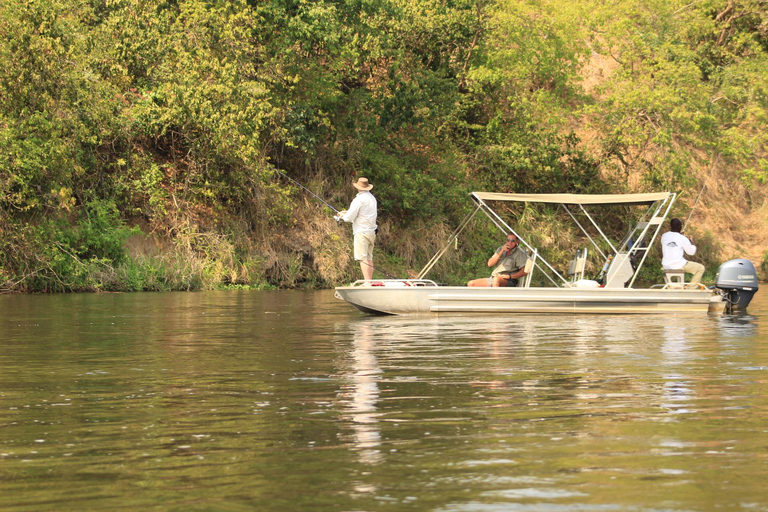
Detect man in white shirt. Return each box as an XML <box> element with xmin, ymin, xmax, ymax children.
<box><xmin>337</xmin><ymin>177</ymin><xmax>378</xmax><ymax>281</ymax></box>
<box><xmin>661</xmin><ymin>218</ymin><xmax>705</xmax><ymax>285</ymax></box>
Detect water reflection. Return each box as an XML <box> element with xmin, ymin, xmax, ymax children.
<box><xmin>660</xmin><ymin>324</ymin><xmax>696</xmax><ymax>416</ymax></box>
<box><xmin>332</xmin><ymin>309</ymin><xmax>768</xmax><ymax>511</ymax></box>
<box><xmin>339</xmin><ymin>323</ymin><xmax>383</xmax><ymax>466</ymax></box>
<box><xmin>718</xmin><ymin>312</ymin><xmax>759</xmax><ymax>339</ymax></box>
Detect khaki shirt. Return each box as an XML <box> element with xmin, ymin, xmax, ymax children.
<box><xmin>491</xmin><ymin>246</ymin><xmax>528</xmax><ymax>277</ymax></box>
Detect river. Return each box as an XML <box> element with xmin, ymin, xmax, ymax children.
<box><xmin>0</xmin><ymin>290</ymin><xmax>766</xmax><ymax>511</ymax></box>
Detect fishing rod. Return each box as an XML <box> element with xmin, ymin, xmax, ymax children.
<box><xmin>276</xmin><ymin>170</ymin><xmax>341</xmax><ymax>214</ymax></box>
<box><xmin>275</xmin><ymin>171</ymin><xmax>402</xmax><ymax>279</ymax></box>
<box><xmin>275</xmin><ymin>169</ymin><xmax>400</xmax><ymax>279</ymax></box>
<box><xmin>682</xmin><ymin>184</ymin><xmax>706</xmax><ymax>233</ymax></box>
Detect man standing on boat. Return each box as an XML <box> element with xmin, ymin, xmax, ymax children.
<box><xmin>337</xmin><ymin>177</ymin><xmax>378</xmax><ymax>282</ymax></box>
<box><xmin>661</xmin><ymin>218</ymin><xmax>705</xmax><ymax>285</ymax></box>
<box><xmin>467</xmin><ymin>234</ymin><xmax>528</xmax><ymax>287</ymax></box>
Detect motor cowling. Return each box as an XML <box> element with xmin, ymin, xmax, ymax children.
<box><xmin>715</xmin><ymin>259</ymin><xmax>759</xmax><ymax>312</ymax></box>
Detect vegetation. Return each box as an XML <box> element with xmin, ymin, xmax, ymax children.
<box><xmin>1</xmin><ymin>0</ymin><xmax>766</xmax><ymax>292</ymax></box>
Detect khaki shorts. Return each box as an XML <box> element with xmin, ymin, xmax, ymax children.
<box><xmin>354</xmin><ymin>231</ymin><xmax>376</xmax><ymax>261</ymax></box>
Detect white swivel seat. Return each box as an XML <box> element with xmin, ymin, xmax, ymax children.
<box><xmin>663</xmin><ymin>269</ymin><xmax>686</xmax><ymax>287</ymax></box>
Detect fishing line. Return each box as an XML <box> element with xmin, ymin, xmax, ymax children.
<box><xmin>682</xmin><ymin>184</ymin><xmax>706</xmax><ymax>233</ymax></box>
<box><xmin>276</xmin><ymin>170</ymin><xmax>341</xmax><ymax>214</ymax></box>
<box><xmin>360</xmin><ymin>260</ymin><xmax>402</xmax><ymax>280</ymax></box>
<box><xmin>682</xmin><ymin>155</ymin><xmax>718</xmax><ymax>233</ymax></box>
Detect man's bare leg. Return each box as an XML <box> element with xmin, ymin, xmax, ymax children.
<box><xmin>361</xmin><ymin>260</ymin><xmax>374</xmax><ymax>281</ymax></box>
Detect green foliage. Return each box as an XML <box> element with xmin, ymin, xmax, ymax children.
<box><xmin>1</xmin><ymin>0</ymin><xmax>767</xmax><ymax>292</ymax></box>
<box><xmin>473</xmin><ymin>130</ymin><xmax>602</xmax><ymax>193</ymax></box>
<box><xmin>77</xmin><ymin>200</ymin><xmax>134</xmax><ymax>263</ymax></box>
<box><xmin>0</xmin><ymin>200</ymin><xmax>135</xmax><ymax>292</ymax></box>
<box><xmin>463</xmin><ymin>0</ymin><xmax>601</xmax><ymax>194</ymax></box>
<box><xmin>579</xmin><ymin>0</ymin><xmax>768</xmax><ymax>191</ymax></box>
<box><xmin>762</xmin><ymin>251</ymin><xmax>768</xmax><ymax>280</ymax></box>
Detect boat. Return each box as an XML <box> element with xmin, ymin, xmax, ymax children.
<box><xmin>335</xmin><ymin>191</ymin><xmax>759</xmax><ymax>315</ymax></box>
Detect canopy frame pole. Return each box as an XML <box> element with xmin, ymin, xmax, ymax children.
<box><xmin>627</xmin><ymin>193</ymin><xmax>677</xmax><ymax>288</ymax></box>
<box><xmin>476</xmin><ymin>199</ymin><xmax>567</xmax><ymax>287</ymax></box>
<box><xmin>561</xmin><ymin>205</ymin><xmax>609</xmax><ymax>260</ymax></box>
<box><xmin>616</xmin><ymin>202</ymin><xmax>653</xmax><ymax>253</ymax></box>
<box><xmin>417</xmin><ymin>204</ymin><xmax>481</xmax><ymax>279</ymax></box>
<box><xmin>577</xmin><ymin>204</ymin><xmax>618</xmax><ymax>255</ymax></box>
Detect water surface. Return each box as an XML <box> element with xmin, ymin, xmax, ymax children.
<box><xmin>1</xmin><ymin>290</ymin><xmax>766</xmax><ymax>511</ymax></box>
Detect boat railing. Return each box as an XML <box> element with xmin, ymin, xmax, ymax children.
<box><xmin>650</xmin><ymin>282</ymin><xmax>709</xmax><ymax>291</ymax></box>
<box><xmin>349</xmin><ymin>279</ymin><xmax>439</xmax><ymax>288</ymax></box>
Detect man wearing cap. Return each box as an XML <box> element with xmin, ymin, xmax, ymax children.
<box><xmin>337</xmin><ymin>177</ymin><xmax>378</xmax><ymax>281</ymax></box>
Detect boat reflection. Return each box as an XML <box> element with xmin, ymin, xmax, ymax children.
<box><xmin>718</xmin><ymin>312</ymin><xmax>758</xmax><ymax>339</ymax></box>
<box><xmin>334</xmin><ymin>311</ymin><xmax>744</xmax><ymax>448</ymax></box>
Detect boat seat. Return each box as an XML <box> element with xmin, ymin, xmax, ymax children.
<box><xmin>522</xmin><ymin>249</ymin><xmax>538</xmax><ymax>288</ymax></box>
<box><xmin>663</xmin><ymin>268</ymin><xmax>686</xmax><ymax>288</ymax></box>
<box><xmin>567</xmin><ymin>249</ymin><xmax>587</xmax><ymax>282</ymax></box>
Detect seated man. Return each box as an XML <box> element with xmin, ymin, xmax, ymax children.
<box><xmin>467</xmin><ymin>233</ymin><xmax>528</xmax><ymax>287</ymax></box>
<box><xmin>661</xmin><ymin>217</ymin><xmax>705</xmax><ymax>285</ymax></box>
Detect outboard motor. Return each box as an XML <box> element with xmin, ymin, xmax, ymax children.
<box><xmin>715</xmin><ymin>259</ymin><xmax>759</xmax><ymax>312</ymax></box>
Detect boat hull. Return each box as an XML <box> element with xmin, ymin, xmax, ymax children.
<box><xmin>334</xmin><ymin>285</ymin><xmax>718</xmax><ymax>315</ymax></box>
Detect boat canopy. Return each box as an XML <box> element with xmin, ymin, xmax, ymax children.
<box><xmin>471</xmin><ymin>192</ymin><xmax>671</xmax><ymax>206</ymax></box>
<box><xmin>416</xmin><ymin>190</ymin><xmax>677</xmax><ymax>288</ymax></box>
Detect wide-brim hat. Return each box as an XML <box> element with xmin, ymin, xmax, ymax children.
<box><xmin>353</xmin><ymin>177</ymin><xmax>373</xmax><ymax>191</ymax></box>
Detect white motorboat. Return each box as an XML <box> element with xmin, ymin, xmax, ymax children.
<box><xmin>335</xmin><ymin>191</ymin><xmax>758</xmax><ymax>315</ymax></box>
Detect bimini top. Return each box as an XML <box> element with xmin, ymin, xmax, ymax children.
<box><xmin>471</xmin><ymin>191</ymin><xmax>672</xmax><ymax>206</ymax></box>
